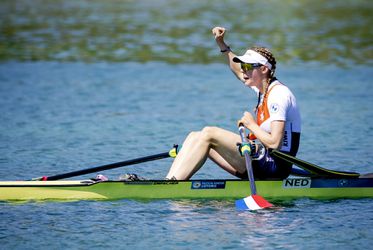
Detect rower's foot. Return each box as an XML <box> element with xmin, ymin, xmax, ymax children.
<box><xmin>119</xmin><ymin>173</ymin><xmax>146</xmax><ymax>181</ymax></box>
<box><xmin>92</xmin><ymin>174</ymin><xmax>109</xmax><ymax>182</ymax></box>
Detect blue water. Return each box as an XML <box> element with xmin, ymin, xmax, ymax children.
<box><xmin>1</xmin><ymin>62</ymin><xmax>373</xmax><ymax>249</ymax></box>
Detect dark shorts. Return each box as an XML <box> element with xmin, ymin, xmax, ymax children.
<box><xmin>236</xmin><ymin>149</ymin><xmax>292</xmax><ymax>180</ymax></box>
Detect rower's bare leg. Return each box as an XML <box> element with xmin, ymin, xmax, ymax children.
<box><xmin>209</xmin><ymin>149</ymin><xmax>245</xmax><ymax>177</ymax></box>
<box><xmin>166</xmin><ymin>126</ymin><xmax>246</xmax><ymax>180</ymax></box>
<box><xmin>166</xmin><ymin>130</ymin><xmax>209</xmax><ymax>179</ymax></box>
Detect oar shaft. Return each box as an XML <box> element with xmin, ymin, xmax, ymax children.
<box><xmin>270</xmin><ymin>150</ymin><xmax>360</xmax><ymax>178</ymax></box>
<box><xmin>238</xmin><ymin>126</ymin><xmax>257</xmax><ymax>195</ymax></box>
<box><xmin>45</xmin><ymin>151</ymin><xmax>171</xmax><ymax>180</ymax></box>
<box><xmin>30</xmin><ymin>145</ymin><xmax>178</xmax><ymax>181</ymax></box>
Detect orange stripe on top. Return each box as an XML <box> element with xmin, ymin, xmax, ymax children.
<box><xmin>248</xmin><ymin>84</ymin><xmax>279</xmax><ymax>140</ymax></box>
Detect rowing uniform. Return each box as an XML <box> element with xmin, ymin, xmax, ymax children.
<box><xmin>250</xmin><ymin>79</ymin><xmax>301</xmax><ymax>179</ymax></box>
<box><xmin>232</xmin><ymin>50</ymin><xmax>301</xmax><ymax>179</ymax></box>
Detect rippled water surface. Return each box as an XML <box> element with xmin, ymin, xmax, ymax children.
<box><xmin>2</xmin><ymin>199</ymin><xmax>373</xmax><ymax>249</ymax></box>
<box><xmin>1</xmin><ymin>0</ymin><xmax>373</xmax><ymax>249</ymax></box>
<box><xmin>1</xmin><ymin>0</ymin><xmax>372</xmax><ymax>65</ymax></box>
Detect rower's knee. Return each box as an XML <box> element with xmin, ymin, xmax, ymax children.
<box><xmin>186</xmin><ymin>130</ymin><xmax>200</xmax><ymax>140</ymax></box>
<box><xmin>200</xmin><ymin>126</ymin><xmax>219</xmax><ymax>143</ymax></box>
<box><xmin>185</xmin><ymin>126</ymin><xmax>220</xmax><ymax>144</ymax></box>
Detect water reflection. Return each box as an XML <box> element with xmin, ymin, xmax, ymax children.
<box><xmin>0</xmin><ymin>0</ymin><xmax>372</xmax><ymax>66</ymax></box>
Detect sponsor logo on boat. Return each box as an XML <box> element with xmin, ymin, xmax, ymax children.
<box><xmin>191</xmin><ymin>180</ymin><xmax>226</xmax><ymax>189</ymax></box>
<box><xmin>123</xmin><ymin>181</ymin><xmax>178</xmax><ymax>185</ymax></box>
<box><xmin>338</xmin><ymin>179</ymin><xmax>349</xmax><ymax>187</ymax></box>
<box><xmin>283</xmin><ymin>178</ymin><xmax>311</xmax><ymax>188</ymax></box>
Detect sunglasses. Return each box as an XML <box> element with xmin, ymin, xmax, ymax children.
<box><xmin>240</xmin><ymin>63</ymin><xmax>262</xmax><ymax>72</ymax></box>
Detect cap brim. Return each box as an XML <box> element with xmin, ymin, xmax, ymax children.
<box><xmin>233</xmin><ymin>50</ymin><xmax>272</xmax><ymax>70</ymax></box>
<box><xmin>232</xmin><ymin>55</ymin><xmax>258</xmax><ymax>64</ymax></box>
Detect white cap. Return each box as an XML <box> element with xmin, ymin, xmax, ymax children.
<box><xmin>233</xmin><ymin>49</ymin><xmax>272</xmax><ymax>70</ymax></box>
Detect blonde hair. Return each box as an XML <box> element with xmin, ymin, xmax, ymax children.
<box><xmin>251</xmin><ymin>47</ymin><xmax>277</xmax><ymax>110</ymax></box>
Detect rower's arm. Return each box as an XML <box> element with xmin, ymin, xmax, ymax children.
<box><xmin>212</xmin><ymin>27</ymin><xmax>243</xmax><ymax>82</ymax></box>
<box><xmin>239</xmin><ymin>111</ymin><xmax>285</xmax><ymax>150</ymax></box>
<box><xmin>249</xmin><ymin>120</ymin><xmax>285</xmax><ymax>150</ymax></box>
<box><xmin>221</xmin><ymin>49</ymin><xmax>244</xmax><ymax>82</ymax></box>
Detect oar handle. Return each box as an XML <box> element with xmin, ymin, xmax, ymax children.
<box><xmin>238</xmin><ymin>125</ymin><xmax>247</xmax><ymax>142</ymax></box>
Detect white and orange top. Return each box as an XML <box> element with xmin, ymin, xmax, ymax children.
<box><xmin>250</xmin><ymin>80</ymin><xmax>301</xmax><ymax>153</ymax></box>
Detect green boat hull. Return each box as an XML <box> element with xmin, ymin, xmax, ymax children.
<box><xmin>1</xmin><ymin>178</ymin><xmax>373</xmax><ymax>202</ymax></box>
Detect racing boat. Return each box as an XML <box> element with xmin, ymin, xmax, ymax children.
<box><xmin>1</xmin><ymin>177</ymin><xmax>372</xmax><ymax>202</ymax></box>
<box><xmin>1</xmin><ymin>147</ymin><xmax>371</xmax><ymax>202</ymax></box>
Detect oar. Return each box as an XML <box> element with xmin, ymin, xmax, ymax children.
<box><xmin>270</xmin><ymin>149</ymin><xmax>360</xmax><ymax>178</ymax></box>
<box><xmin>31</xmin><ymin>145</ymin><xmax>179</xmax><ymax>181</ymax></box>
<box><xmin>235</xmin><ymin>125</ymin><xmax>273</xmax><ymax>211</ymax></box>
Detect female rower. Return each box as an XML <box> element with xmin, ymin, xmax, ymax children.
<box><xmin>166</xmin><ymin>26</ymin><xmax>301</xmax><ymax>180</ymax></box>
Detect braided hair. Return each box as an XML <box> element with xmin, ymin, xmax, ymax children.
<box><xmin>250</xmin><ymin>46</ymin><xmax>277</xmax><ymax>79</ymax></box>
<box><xmin>250</xmin><ymin>46</ymin><xmax>277</xmax><ymax>112</ymax></box>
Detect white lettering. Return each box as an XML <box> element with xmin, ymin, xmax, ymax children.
<box><xmin>283</xmin><ymin>131</ymin><xmax>289</xmax><ymax>147</ymax></box>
